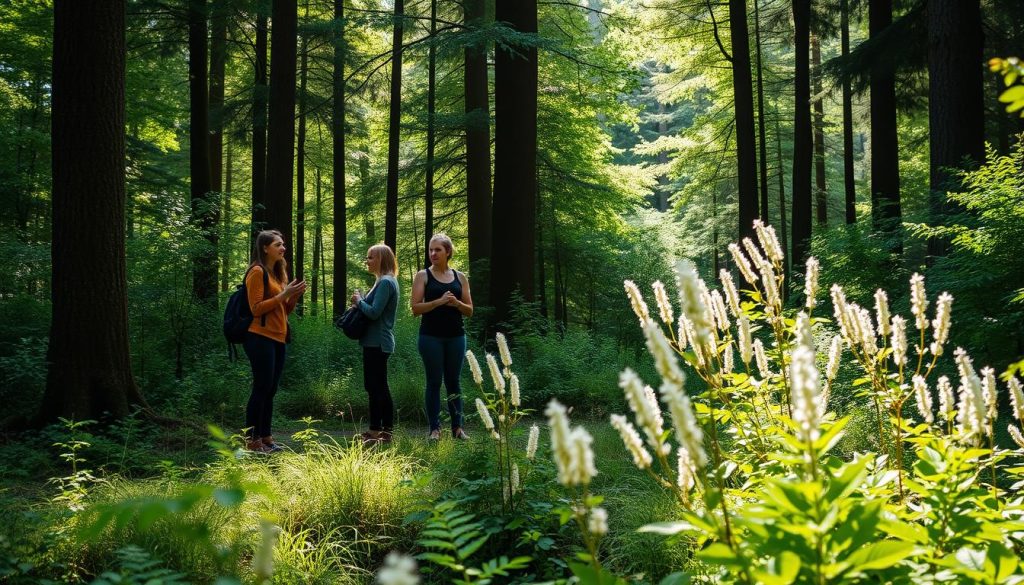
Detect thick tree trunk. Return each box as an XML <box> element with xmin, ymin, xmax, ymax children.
<box><xmin>265</xmin><ymin>0</ymin><xmax>297</xmax><ymax>265</ymax></box>
<box><xmin>209</xmin><ymin>0</ymin><xmax>226</xmax><ymax>195</ymax></box>
<box><xmin>464</xmin><ymin>0</ymin><xmax>492</xmax><ymax>296</ymax></box>
<box><xmin>42</xmin><ymin>0</ymin><xmax>145</xmax><ymax>424</ymax></box>
<box><xmin>252</xmin><ymin>10</ymin><xmax>268</xmax><ymax>232</ymax></box>
<box><xmin>842</xmin><ymin>0</ymin><xmax>856</xmax><ymax>224</ymax></box>
<box><xmin>730</xmin><ymin>0</ymin><xmax>758</xmax><ymax>239</ymax></box>
<box><xmin>869</xmin><ymin>0</ymin><xmax>901</xmax><ymax>248</ymax></box>
<box><xmin>424</xmin><ymin>0</ymin><xmax>437</xmax><ymax>269</ymax></box>
<box><xmin>812</xmin><ymin>35</ymin><xmax>827</xmax><ymax>225</ymax></box>
<box><xmin>222</xmin><ymin>143</ymin><xmax>233</xmax><ymax>292</ymax></box>
<box><xmin>296</xmin><ymin>18</ymin><xmax>308</xmax><ymax>314</ymax></box>
<box><xmin>189</xmin><ymin>0</ymin><xmax>218</xmax><ymax>303</ymax></box>
<box><xmin>491</xmin><ymin>0</ymin><xmax>538</xmax><ymax>325</ymax></box>
<box><xmin>927</xmin><ymin>0</ymin><xmax>984</xmax><ymax>259</ymax></box>
<box><xmin>791</xmin><ymin>0</ymin><xmax>813</xmax><ymax>267</ymax></box>
<box><xmin>753</xmin><ymin>0</ymin><xmax>770</xmax><ymax>222</ymax></box>
<box><xmin>384</xmin><ymin>0</ymin><xmax>404</xmax><ymax>252</ymax></box>
<box><xmin>332</xmin><ymin>0</ymin><xmax>347</xmax><ymax>317</ymax></box>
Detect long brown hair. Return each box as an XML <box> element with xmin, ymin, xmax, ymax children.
<box><xmin>251</xmin><ymin>230</ymin><xmax>288</xmax><ymax>284</ymax></box>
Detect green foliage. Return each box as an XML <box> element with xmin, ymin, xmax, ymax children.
<box><xmin>990</xmin><ymin>57</ymin><xmax>1024</xmax><ymax>117</ymax></box>
<box><xmin>90</xmin><ymin>545</ymin><xmax>189</xmax><ymax>585</ymax></box>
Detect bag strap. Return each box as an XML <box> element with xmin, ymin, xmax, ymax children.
<box><xmin>243</xmin><ymin>264</ymin><xmax>272</xmax><ymax>327</ymax></box>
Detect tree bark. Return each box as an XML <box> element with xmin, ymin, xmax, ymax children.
<box><xmin>775</xmin><ymin>114</ymin><xmax>791</xmax><ymax>295</ymax></box>
<box><xmin>812</xmin><ymin>34</ymin><xmax>827</xmax><ymax>225</ymax></box>
<box><xmin>791</xmin><ymin>0</ymin><xmax>813</xmax><ymax>267</ymax></box>
<box><xmin>189</xmin><ymin>0</ymin><xmax>218</xmax><ymax>303</ymax></box>
<box><xmin>221</xmin><ymin>142</ymin><xmax>233</xmax><ymax>292</ymax></box>
<box><xmin>209</xmin><ymin>0</ymin><xmax>227</xmax><ymax>195</ymax></box>
<box><xmin>841</xmin><ymin>0</ymin><xmax>856</xmax><ymax>224</ymax></box>
<box><xmin>312</xmin><ymin>167</ymin><xmax>322</xmax><ymax>315</ymax></box>
<box><xmin>464</xmin><ymin>0</ymin><xmax>492</xmax><ymax>296</ymax></box>
<box><xmin>753</xmin><ymin>0</ymin><xmax>770</xmax><ymax>222</ymax></box>
<box><xmin>491</xmin><ymin>0</ymin><xmax>538</xmax><ymax>325</ymax></box>
<box><xmin>252</xmin><ymin>9</ymin><xmax>268</xmax><ymax>232</ymax></box>
<box><xmin>927</xmin><ymin>0</ymin><xmax>984</xmax><ymax>259</ymax></box>
<box><xmin>384</xmin><ymin>0</ymin><xmax>404</xmax><ymax>252</ymax></box>
<box><xmin>869</xmin><ymin>0</ymin><xmax>901</xmax><ymax>248</ymax></box>
<box><xmin>296</xmin><ymin>12</ymin><xmax>308</xmax><ymax>314</ymax></box>
<box><xmin>730</xmin><ymin>0</ymin><xmax>759</xmax><ymax>239</ymax></box>
<box><xmin>42</xmin><ymin>0</ymin><xmax>145</xmax><ymax>424</ymax></box>
<box><xmin>424</xmin><ymin>0</ymin><xmax>437</xmax><ymax>269</ymax></box>
<box><xmin>265</xmin><ymin>0</ymin><xmax>297</xmax><ymax>265</ymax></box>
<box><xmin>332</xmin><ymin>0</ymin><xmax>347</xmax><ymax>317</ymax></box>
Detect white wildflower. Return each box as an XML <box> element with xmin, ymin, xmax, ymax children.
<box><xmin>738</xmin><ymin>316</ymin><xmax>753</xmax><ymax>366</ymax></box>
<box><xmin>588</xmin><ymin>507</ymin><xmax>608</xmax><ymax>537</ymax></box>
<box><xmin>957</xmin><ymin>374</ymin><xmax>985</xmax><ymax>439</ymax></box>
<box><xmin>954</xmin><ymin>347</ymin><xmax>977</xmax><ymax>381</ymax></box>
<box><xmin>874</xmin><ymin>289</ymin><xmax>891</xmax><ymax>337</ymax></box>
<box><xmin>742</xmin><ymin>237</ymin><xmax>770</xmax><ymax>273</ymax></box>
<box><xmin>826</xmin><ymin>335</ymin><xmax>842</xmax><ymax>381</ymax></box>
<box><xmin>486</xmin><ymin>353</ymin><xmax>506</xmax><ymax>395</ymax></box>
<box><xmin>611</xmin><ymin>414</ymin><xmax>652</xmax><ymax>469</ymax></box>
<box><xmin>728</xmin><ymin>243</ymin><xmax>758</xmax><ymax>285</ymax></box>
<box><xmin>466</xmin><ymin>350</ymin><xmax>483</xmax><ymax>385</ymax></box>
<box><xmin>855</xmin><ymin>306</ymin><xmax>877</xmax><ymax>357</ymax></box>
<box><xmin>253</xmin><ymin>520</ymin><xmax>279</xmax><ymax>582</ymax></box>
<box><xmin>760</xmin><ymin>262</ymin><xmax>782</xmax><ymax>309</ymax></box>
<box><xmin>795</xmin><ymin>312</ymin><xmax>814</xmax><ymax>351</ymax></box>
<box><xmin>831</xmin><ymin>285</ymin><xmax>855</xmax><ymax>344</ymax></box>
<box><xmin>937</xmin><ymin>376</ymin><xmax>955</xmax><ymax>422</ymax></box>
<box><xmin>754</xmin><ymin>220</ymin><xmax>785</xmax><ymax>265</ymax></box>
<box><xmin>476</xmin><ymin>398</ymin><xmax>496</xmax><ymax>435</ymax></box>
<box><xmin>790</xmin><ymin>345</ymin><xmax>822</xmax><ymax>444</ymax></box>
<box><xmin>891</xmin><ymin>316</ymin><xmax>907</xmax><ymax>367</ymax></box>
<box><xmin>644</xmin><ymin>322</ymin><xmax>685</xmax><ymax>388</ymax></box>
<box><xmin>981</xmin><ymin>367</ymin><xmax>998</xmax><ymax>425</ymax></box>
<box><xmin>930</xmin><ymin>292</ymin><xmax>953</xmax><ymax>356</ymax></box>
<box><xmin>619</xmin><ymin>369</ymin><xmax>668</xmax><ymax>454</ymax></box>
<box><xmin>1009</xmin><ymin>376</ymin><xmax>1024</xmax><ymax>423</ymax></box>
<box><xmin>676</xmin><ymin>446</ymin><xmax>695</xmax><ymax>492</ymax></box>
<box><xmin>719</xmin><ymin>269</ymin><xmax>742</xmax><ymax>317</ymax></box>
<box><xmin>722</xmin><ymin>342</ymin><xmax>734</xmax><ymax>374</ymax></box>
<box><xmin>913</xmin><ymin>375</ymin><xmax>934</xmax><ymax>424</ymax></box>
<box><xmin>511</xmin><ymin>463</ymin><xmax>520</xmax><ymax>496</ymax></box>
<box><xmin>624</xmin><ymin>280</ymin><xmax>653</xmax><ymax>327</ymax></box>
<box><xmin>495</xmin><ymin>332</ymin><xmax>512</xmax><ymax>368</ymax></box>
<box><xmin>526</xmin><ymin>424</ymin><xmax>540</xmax><ymax>459</ymax></box>
<box><xmin>909</xmin><ymin>273</ymin><xmax>929</xmax><ymax>331</ymax></box>
<box><xmin>376</xmin><ymin>552</ymin><xmax>420</xmax><ymax>585</ymax></box>
<box><xmin>676</xmin><ymin>315</ymin><xmax>690</xmax><ymax>350</ymax></box>
<box><xmin>753</xmin><ymin>338</ymin><xmax>770</xmax><ymax>379</ymax></box>
<box><xmin>675</xmin><ymin>261</ymin><xmax>714</xmax><ymax>346</ymax></box>
<box><xmin>804</xmin><ymin>257</ymin><xmax>820</xmax><ymax>310</ymax></box>
<box><xmin>1009</xmin><ymin>425</ymin><xmax>1024</xmax><ymax>450</ymax></box>
<box><xmin>710</xmin><ymin>290</ymin><xmax>730</xmax><ymax>330</ymax></box>
<box><xmin>546</xmin><ymin>400</ymin><xmax>597</xmax><ymax>486</ymax></box>
<box><xmin>652</xmin><ymin>281</ymin><xmax>674</xmax><ymax>326</ymax></box>
<box><xmin>660</xmin><ymin>382</ymin><xmax>707</xmax><ymax>468</ymax></box>
<box><xmin>509</xmin><ymin>374</ymin><xmax>521</xmax><ymax>407</ymax></box>
<box><xmin>567</xmin><ymin>427</ymin><xmax>598</xmax><ymax>486</ymax></box>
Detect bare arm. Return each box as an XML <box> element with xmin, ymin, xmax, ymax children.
<box><xmin>411</xmin><ymin>270</ymin><xmax>450</xmax><ymax>315</ymax></box>
<box><xmin>449</xmin><ymin>272</ymin><xmax>473</xmax><ymax>317</ymax></box>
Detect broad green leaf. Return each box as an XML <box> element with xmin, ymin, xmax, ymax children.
<box><xmin>844</xmin><ymin>540</ymin><xmax>915</xmax><ymax>572</ymax></box>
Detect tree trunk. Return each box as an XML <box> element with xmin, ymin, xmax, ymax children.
<box><xmin>464</xmin><ymin>0</ymin><xmax>492</xmax><ymax>296</ymax></box>
<box><xmin>730</xmin><ymin>0</ymin><xmax>759</xmax><ymax>239</ymax></box>
<box><xmin>791</xmin><ymin>0</ymin><xmax>813</xmax><ymax>267</ymax></box>
<box><xmin>312</xmin><ymin>167</ymin><xmax>322</xmax><ymax>315</ymax></box>
<box><xmin>841</xmin><ymin>0</ymin><xmax>856</xmax><ymax>224</ymax></box>
<box><xmin>252</xmin><ymin>9</ymin><xmax>268</xmax><ymax>232</ymax></box>
<box><xmin>265</xmin><ymin>0</ymin><xmax>297</xmax><ymax>265</ymax></box>
<box><xmin>384</xmin><ymin>0</ymin><xmax>404</xmax><ymax>252</ymax></box>
<box><xmin>869</xmin><ymin>0</ymin><xmax>901</xmax><ymax>248</ymax></box>
<box><xmin>222</xmin><ymin>143</ymin><xmax>233</xmax><ymax>292</ymax></box>
<box><xmin>537</xmin><ymin>183</ymin><xmax>547</xmax><ymax>320</ymax></box>
<box><xmin>189</xmin><ymin>0</ymin><xmax>217</xmax><ymax>303</ymax></box>
<box><xmin>775</xmin><ymin>114</ymin><xmax>791</xmax><ymax>296</ymax></box>
<box><xmin>209</xmin><ymin>0</ymin><xmax>227</xmax><ymax>196</ymax></box>
<box><xmin>296</xmin><ymin>12</ymin><xmax>308</xmax><ymax>315</ymax></box>
<box><xmin>753</xmin><ymin>0</ymin><xmax>770</xmax><ymax>222</ymax></box>
<box><xmin>927</xmin><ymin>0</ymin><xmax>984</xmax><ymax>259</ymax></box>
<box><xmin>491</xmin><ymin>0</ymin><xmax>538</xmax><ymax>325</ymax></box>
<box><xmin>424</xmin><ymin>0</ymin><xmax>437</xmax><ymax>269</ymax></box>
<box><xmin>332</xmin><ymin>0</ymin><xmax>347</xmax><ymax>317</ymax></box>
<box><xmin>812</xmin><ymin>34</ymin><xmax>827</xmax><ymax>225</ymax></box>
<box><xmin>42</xmin><ymin>0</ymin><xmax>145</xmax><ymax>424</ymax></box>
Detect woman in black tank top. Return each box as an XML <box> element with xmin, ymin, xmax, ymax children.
<box><xmin>411</xmin><ymin>234</ymin><xmax>475</xmax><ymax>439</ymax></box>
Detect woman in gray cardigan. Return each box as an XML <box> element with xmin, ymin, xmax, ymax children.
<box><xmin>351</xmin><ymin>244</ymin><xmax>400</xmax><ymax>445</ymax></box>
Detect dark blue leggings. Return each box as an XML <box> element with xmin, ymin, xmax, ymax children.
<box><xmin>243</xmin><ymin>332</ymin><xmax>286</xmax><ymax>439</ymax></box>
<box><xmin>418</xmin><ymin>334</ymin><xmax>466</xmax><ymax>432</ymax></box>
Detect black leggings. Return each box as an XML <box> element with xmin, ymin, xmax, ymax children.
<box><xmin>363</xmin><ymin>346</ymin><xmax>394</xmax><ymax>432</ymax></box>
<box><xmin>244</xmin><ymin>332</ymin><xmax>286</xmax><ymax>439</ymax></box>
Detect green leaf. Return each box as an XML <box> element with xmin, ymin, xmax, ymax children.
<box><xmin>658</xmin><ymin>572</ymin><xmax>692</xmax><ymax>585</ymax></box>
<box><xmin>987</xmin><ymin>543</ymin><xmax>1018</xmax><ymax>581</ymax></box>
<box><xmin>457</xmin><ymin>535</ymin><xmax>490</xmax><ymax>560</ymax></box>
<box><xmin>697</xmin><ymin>543</ymin><xmax>743</xmax><ymax>569</ymax></box>
<box><xmin>998</xmin><ymin>85</ymin><xmax>1024</xmax><ymax>103</ymax></box>
<box><xmin>844</xmin><ymin>540</ymin><xmax>915</xmax><ymax>572</ymax></box>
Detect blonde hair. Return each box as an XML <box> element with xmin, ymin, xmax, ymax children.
<box><xmin>428</xmin><ymin>233</ymin><xmax>454</xmax><ymax>262</ymax></box>
<box><xmin>368</xmin><ymin>244</ymin><xmax>398</xmax><ymax>277</ymax></box>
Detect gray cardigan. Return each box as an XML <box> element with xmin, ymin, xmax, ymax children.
<box><xmin>357</xmin><ymin>275</ymin><xmax>399</xmax><ymax>353</ymax></box>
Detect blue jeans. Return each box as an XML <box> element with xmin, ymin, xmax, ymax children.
<box><xmin>243</xmin><ymin>332</ymin><xmax>286</xmax><ymax>439</ymax></box>
<box><xmin>418</xmin><ymin>334</ymin><xmax>466</xmax><ymax>432</ymax></box>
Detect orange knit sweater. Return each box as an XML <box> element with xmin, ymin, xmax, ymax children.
<box><xmin>246</xmin><ymin>265</ymin><xmax>296</xmax><ymax>343</ymax></box>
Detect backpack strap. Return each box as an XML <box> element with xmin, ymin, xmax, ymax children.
<box><xmin>261</xmin><ymin>267</ymin><xmax>270</xmax><ymax>327</ymax></box>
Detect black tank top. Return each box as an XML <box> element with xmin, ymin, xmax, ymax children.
<box><xmin>420</xmin><ymin>268</ymin><xmax>465</xmax><ymax>338</ymax></box>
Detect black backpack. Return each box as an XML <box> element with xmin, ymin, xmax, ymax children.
<box><xmin>224</xmin><ymin>266</ymin><xmax>269</xmax><ymax>359</ymax></box>
<box><xmin>334</xmin><ymin>305</ymin><xmax>369</xmax><ymax>340</ymax></box>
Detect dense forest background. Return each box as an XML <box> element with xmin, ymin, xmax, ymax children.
<box><xmin>1</xmin><ymin>0</ymin><xmax>1023</xmax><ymax>438</ymax></box>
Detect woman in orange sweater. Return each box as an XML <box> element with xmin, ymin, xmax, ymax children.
<box><xmin>244</xmin><ymin>230</ymin><xmax>306</xmax><ymax>453</ymax></box>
